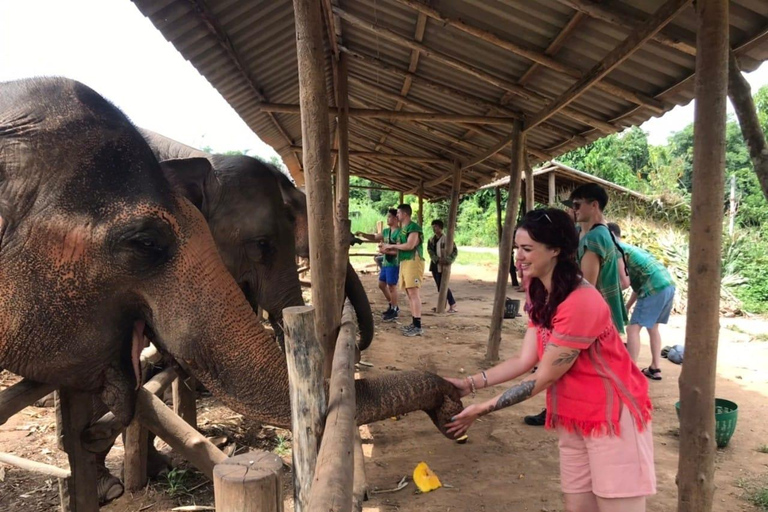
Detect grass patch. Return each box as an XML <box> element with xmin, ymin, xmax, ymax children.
<box><xmin>274</xmin><ymin>434</ymin><xmax>291</xmax><ymax>456</ymax></box>
<box><xmin>758</xmin><ymin>445</ymin><xmax>768</xmax><ymax>454</ymax></box>
<box><xmin>737</xmin><ymin>475</ymin><xmax>768</xmax><ymax>510</ymax></box>
<box><xmin>164</xmin><ymin>468</ymin><xmax>192</xmax><ymax>498</ymax></box>
<box><xmin>455</xmin><ymin>251</ymin><xmax>498</xmax><ymax>268</ymax></box>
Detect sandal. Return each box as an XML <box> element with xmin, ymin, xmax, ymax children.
<box><xmin>448</xmin><ymin>307</ymin><xmax>458</xmax><ymax>313</ymax></box>
<box><xmin>642</xmin><ymin>367</ymin><xmax>662</xmax><ymax>380</ymax></box>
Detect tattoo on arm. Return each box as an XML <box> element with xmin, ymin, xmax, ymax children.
<box><xmin>553</xmin><ymin>349</ymin><xmax>580</xmax><ymax>366</ymax></box>
<box><xmin>487</xmin><ymin>380</ymin><xmax>536</xmax><ymax>414</ymax></box>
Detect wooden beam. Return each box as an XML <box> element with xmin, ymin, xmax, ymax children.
<box><xmin>56</xmin><ymin>389</ymin><xmax>99</xmax><ymax>512</ymax></box>
<box><xmin>495</xmin><ymin>187</ymin><xmax>502</xmax><ymax>242</ymax></box>
<box><xmin>437</xmin><ymin>162</ymin><xmax>461</xmax><ymax>313</ymax></box>
<box><xmin>395</xmin><ymin>0</ymin><xmax>665</xmax><ymax>113</ymax></box>
<box><xmin>308</xmin><ymin>304</ymin><xmax>357</xmax><ymax>512</ymax></box>
<box><xmin>728</xmin><ymin>53</ymin><xmax>768</xmax><ymax>201</ymax></box>
<box><xmin>418</xmin><ymin>181</ymin><xmax>424</xmax><ymax>226</ymax></box>
<box><xmin>0</xmin><ymin>452</ymin><xmax>71</xmax><ymax>479</ymax></box>
<box><xmin>188</xmin><ymin>0</ymin><xmax>294</xmax><ymax>150</ymax></box>
<box><xmin>526</xmin><ymin>0</ymin><xmax>692</xmax><ymax>131</ymax></box>
<box><xmin>333</xmin><ymin>8</ymin><xmax>619</xmax><ymax>133</ymax></box>
<box><xmin>678</xmin><ymin>1</ymin><xmax>729</xmax><ymax>510</ymax></box>
<box><xmin>555</xmin><ymin>0</ymin><xmax>696</xmax><ymax>56</ymax></box>
<box><xmin>487</xmin><ymin>121</ymin><xmax>525</xmax><ymax>361</ymax></box>
<box><xmin>259</xmin><ymin>104</ymin><xmax>516</xmax><ymax>125</ymax></box>
<box><xmin>462</xmin><ymin>133</ymin><xmax>514</xmax><ymax>170</ymax></box>
<box><xmin>284</xmin><ymin>306</ymin><xmax>326</xmax><ymax>512</ymax></box>
<box><xmin>519</xmin><ymin>12</ymin><xmax>585</xmax><ymax>85</ymax></box>
<box><xmin>295</xmin><ymin>0</ymin><xmax>341</xmax><ymax>377</ymax></box>
<box><xmin>0</xmin><ymin>379</ymin><xmax>55</xmax><ymax>426</ymax></box>
<box><xmin>525</xmin><ymin>157</ymin><xmax>535</xmax><ymax>212</ymax></box>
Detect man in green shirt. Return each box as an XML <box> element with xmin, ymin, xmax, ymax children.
<box><xmin>381</xmin><ymin>204</ymin><xmax>425</xmax><ymax>337</ymax></box>
<box><xmin>356</xmin><ymin>209</ymin><xmax>400</xmax><ymax>321</ymax></box>
<box><xmin>566</xmin><ymin>183</ymin><xmax>628</xmax><ymax>334</ymax></box>
<box><xmin>608</xmin><ymin>223</ymin><xmax>676</xmax><ymax>381</ymax></box>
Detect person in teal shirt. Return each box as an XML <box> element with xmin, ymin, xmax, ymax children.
<box><xmin>355</xmin><ymin>209</ymin><xmax>400</xmax><ymax>321</ymax></box>
<box><xmin>608</xmin><ymin>223</ymin><xmax>676</xmax><ymax>381</ymax></box>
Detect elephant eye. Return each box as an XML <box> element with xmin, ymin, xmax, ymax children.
<box><xmin>244</xmin><ymin>237</ymin><xmax>273</xmax><ymax>261</ymax></box>
<box><xmin>112</xmin><ymin>219</ymin><xmax>176</xmax><ymax>272</ymax></box>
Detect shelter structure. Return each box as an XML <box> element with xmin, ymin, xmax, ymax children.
<box><xmin>131</xmin><ymin>0</ymin><xmax>768</xmax><ymax>509</ymax></box>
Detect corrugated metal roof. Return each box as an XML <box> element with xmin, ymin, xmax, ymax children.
<box><xmin>131</xmin><ymin>0</ymin><xmax>768</xmax><ymax>198</ymax></box>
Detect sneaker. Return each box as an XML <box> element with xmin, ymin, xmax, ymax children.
<box><xmin>524</xmin><ymin>409</ymin><xmax>547</xmax><ymax>426</ymax></box>
<box><xmin>403</xmin><ymin>326</ymin><xmax>423</xmax><ymax>337</ymax></box>
<box><xmin>382</xmin><ymin>305</ymin><xmax>393</xmax><ymax>315</ymax></box>
<box><xmin>382</xmin><ymin>308</ymin><xmax>399</xmax><ymax>322</ymax></box>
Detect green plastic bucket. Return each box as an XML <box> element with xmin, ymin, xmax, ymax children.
<box><xmin>675</xmin><ymin>398</ymin><xmax>738</xmax><ymax>448</ymax></box>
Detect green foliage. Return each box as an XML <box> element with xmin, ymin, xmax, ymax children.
<box><xmin>164</xmin><ymin>468</ymin><xmax>191</xmax><ymax>498</ymax></box>
<box><xmin>737</xmin><ymin>475</ymin><xmax>768</xmax><ymax>511</ymax></box>
<box><xmin>274</xmin><ymin>434</ymin><xmax>291</xmax><ymax>456</ymax></box>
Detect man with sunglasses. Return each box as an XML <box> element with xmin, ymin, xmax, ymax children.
<box><xmin>565</xmin><ymin>183</ymin><xmax>628</xmax><ymax>335</ymax></box>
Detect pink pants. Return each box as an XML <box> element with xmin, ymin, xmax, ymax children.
<box><xmin>557</xmin><ymin>407</ymin><xmax>656</xmax><ymax>498</ymax></box>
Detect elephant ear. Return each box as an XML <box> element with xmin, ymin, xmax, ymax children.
<box><xmin>273</xmin><ymin>170</ymin><xmax>309</xmax><ymax>258</ymax></box>
<box><xmin>160</xmin><ymin>157</ymin><xmax>216</xmax><ymax>212</ymax></box>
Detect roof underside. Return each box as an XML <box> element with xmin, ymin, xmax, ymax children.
<box><xmin>131</xmin><ymin>0</ymin><xmax>768</xmax><ymax>199</ymax></box>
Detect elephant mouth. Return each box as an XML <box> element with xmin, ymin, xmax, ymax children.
<box><xmin>130</xmin><ymin>319</ymin><xmax>154</xmax><ymax>389</ymax></box>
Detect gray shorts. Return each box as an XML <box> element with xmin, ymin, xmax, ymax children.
<box><xmin>630</xmin><ymin>285</ymin><xmax>675</xmax><ymax>329</ymax></box>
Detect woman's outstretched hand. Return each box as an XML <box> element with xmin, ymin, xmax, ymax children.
<box><xmin>445</xmin><ymin>402</ymin><xmax>491</xmax><ymax>438</ymax></box>
<box><xmin>444</xmin><ymin>376</ymin><xmax>472</xmax><ymax>398</ymax></box>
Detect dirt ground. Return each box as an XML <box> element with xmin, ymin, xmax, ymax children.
<box><xmin>2</xmin><ymin>259</ymin><xmax>768</xmax><ymax>511</ymax></box>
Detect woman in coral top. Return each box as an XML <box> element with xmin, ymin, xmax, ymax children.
<box><xmin>445</xmin><ymin>208</ymin><xmax>655</xmax><ymax>512</ymax></box>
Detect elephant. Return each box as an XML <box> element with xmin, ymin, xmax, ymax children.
<box><xmin>0</xmin><ymin>78</ymin><xmax>461</xmax><ymax>499</ymax></box>
<box><xmin>138</xmin><ymin>129</ymin><xmax>374</xmax><ymax>351</ymax></box>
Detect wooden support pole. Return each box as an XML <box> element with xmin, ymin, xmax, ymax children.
<box><xmin>525</xmin><ymin>158</ymin><xmax>535</xmax><ymax>212</ymax></box>
<box><xmin>437</xmin><ymin>161</ymin><xmax>461</xmax><ymax>313</ymax></box>
<box><xmin>336</xmin><ymin>51</ymin><xmax>352</xmax><ymax>309</ymax></box>
<box><xmin>487</xmin><ymin>121</ymin><xmax>524</xmax><ymax>361</ymax></box>
<box><xmin>728</xmin><ymin>53</ymin><xmax>768</xmax><ymax>201</ymax></box>
<box><xmin>135</xmin><ymin>388</ymin><xmax>227</xmax><ymax>479</ymax></box>
<box><xmin>123</xmin><ymin>416</ymin><xmax>149</xmax><ymax>491</ymax></box>
<box><xmin>495</xmin><ymin>187</ymin><xmax>502</xmax><ymax>243</ymax></box>
<box><xmin>0</xmin><ymin>451</ymin><xmax>71</xmax><ymax>479</ymax></box>
<box><xmin>678</xmin><ymin>0</ymin><xmax>728</xmax><ymax>510</ymax></box>
<box><xmin>548</xmin><ymin>172</ymin><xmax>556</xmax><ymax>205</ymax></box>
<box><xmin>308</xmin><ymin>304</ymin><xmax>357</xmax><ymax>512</ymax></box>
<box><xmin>525</xmin><ymin>0</ymin><xmax>692</xmax><ymax>131</ymax></box>
<box><xmin>213</xmin><ymin>452</ymin><xmax>284</xmax><ymax>512</ymax></box>
<box><xmin>399</xmin><ymin>191</ymin><xmax>405</xmax><ymax>206</ymax></box>
<box><xmin>0</xmin><ymin>379</ymin><xmax>55</xmax><ymax>426</ymax></box>
<box><xmin>418</xmin><ymin>181</ymin><xmax>424</xmax><ymax>226</ymax></box>
<box><xmin>56</xmin><ymin>389</ymin><xmax>99</xmax><ymax>512</ymax></box>
<box><xmin>294</xmin><ymin>0</ymin><xmax>341</xmax><ymax>377</ymax></box>
<box><xmin>173</xmin><ymin>369</ymin><xmax>198</xmax><ymax>428</ymax></box>
<box><xmin>283</xmin><ymin>305</ymin><xmax>326</xmax><ymax>512</ymax></box>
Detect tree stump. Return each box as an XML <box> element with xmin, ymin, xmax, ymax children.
<box><xmin>213</xmin><ymin>452</ymin><xmax>284</xmax><ymax>512</ymax></box>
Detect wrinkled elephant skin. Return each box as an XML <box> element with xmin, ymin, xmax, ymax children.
<box><xmin>0</xmin><ymin>78</ymin><xmax>461</xmax><ymax>438</ymax></box>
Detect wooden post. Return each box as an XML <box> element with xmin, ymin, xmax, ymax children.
<box><xmin>308</xmin><ymin>304</ymin><xmax>357</xmax><ymax>512</ymax></box>
<box><xmin>294</xmin><ymin>0</ymin><xmax>341</xmax><ymax>377</ymax></box>
<box><xmin>417</xmin><ymin>181</ymin><xmax>424</xmax><ymax>226</ymax></box>
<box><xmin>335</xmin><ymin>51</ymin><xmax>352</xmax><ymax>309</ymax></box>
<box><xmin>399</xmin><ymin>191</ymin><xmax>405</xmax><ymax>205</ymax></box>
<box><xmin>495</xmin><ymin>186</ymin><xmax>502</xmax><ymax>243</ymax></box>
<box><xmin>213</xmin><ymin>452</ymin><xmax>284</xmax><ymax>512</ymax></box>
<box><xmin>173</xmin><ymin>369</ymin><xmax>198</xmax><ymax>428</ymax></box>
<box><xmin>728</xmin><ymin>174</ymin><xmax>736</xmax><ymax>238</ymax></box>
<box><xmin>436</xmin><ymin>161</ymin><xmax>461</xmax><ymax>313</ymax></box>
<box><xmin>487</xmin><ymin>121</ymin><xmax>524</xmax><ymax>361</ymax></box>
<box><xmin>678</xmin><ymin>1</ymin><xmax>728</xmax><ymax>511</ymax></box>
<box><xmin>548</xmin><ymin>171</ymin><xmax>556</xmax><ymax>205</ymax></box>
<box><xmin>283</xmin><ymin>305</ymin><xmax>326</xmax><ymax>512</ymax></box>
<box><xmin>123</xmin><ymin>417</ymin><xmax>148</xmax><ymax>491</ymax></box>
<box><xmin>525</xmin><ymin>158</ymin><xmax>535</xmax><ymax>212</ymax></box>
<box><xmin>56</xmin><ymin>389</ymin><xmax>99</xmax><ymax>512</ymax></box>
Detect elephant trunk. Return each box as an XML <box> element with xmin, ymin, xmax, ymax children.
<box><xmin>345</xmin><ymin>262</ymin><xmax>374</xmax><ymax>350</ymax></box>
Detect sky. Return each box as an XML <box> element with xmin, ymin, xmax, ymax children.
<box><xmin>1</xmin><ymin>0</ymin><xmax>767</xmax><ymax>154</ymax></box>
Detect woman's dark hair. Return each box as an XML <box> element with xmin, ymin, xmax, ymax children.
<box><xmin>519</xmin><ymin>208</ymin><xmax>582</xmax><ymax>329</ymax></box>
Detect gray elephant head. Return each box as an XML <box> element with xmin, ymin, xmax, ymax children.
<box><xmin>141</xmin><ymin>131</ymin><xmax>373</xmax><ymax>349</ymax></box>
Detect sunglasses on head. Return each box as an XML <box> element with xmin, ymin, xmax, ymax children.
<box><xmin>528</xmin><ymin>210</ymin><xmax>552</xmax><ymax>223</ymax></box>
